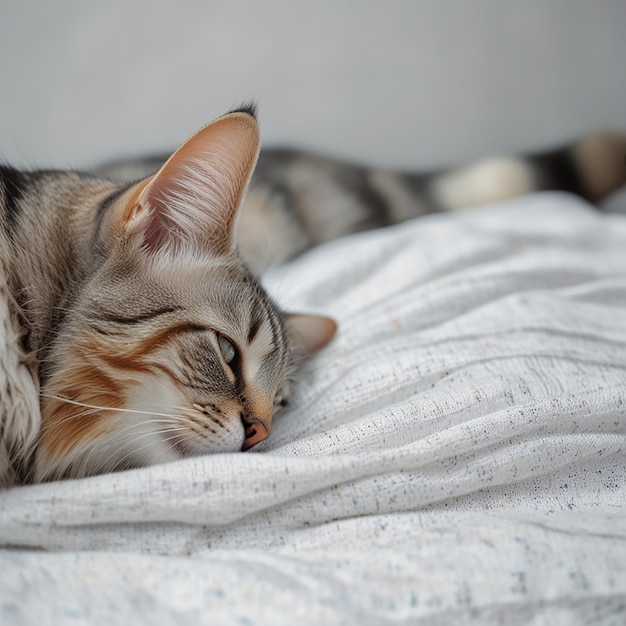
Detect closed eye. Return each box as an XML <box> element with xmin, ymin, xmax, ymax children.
<box><xmin>217</xmin><ymin>334</ymin><xmax>241</xmax><ymax>377</ymax></box>
<box><xmin>274</xmin><ymin>395</ymin><xmax>289</xmax><ymax>408</ymax></box>
<box><xmin>217</xmin><ymin>335</ymin><xmax>236</xmax><ymax>364</ymax></box>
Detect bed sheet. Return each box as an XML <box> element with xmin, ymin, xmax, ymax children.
<box><xmin>1</xmin><ymin>192</ymin><xmax>625</xmax><ymax>625</ymax></box>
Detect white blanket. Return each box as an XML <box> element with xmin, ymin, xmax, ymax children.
<box><xmin>2</xmin><ymin>193</ymin><xmax>625</xmax><ymax>625</ymax></box>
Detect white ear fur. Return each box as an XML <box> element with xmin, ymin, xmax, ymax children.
<box><xmin>283</xmin><ymin>313</ymin><xmax>337</xmax><ymax>356</ymax></box>
<box><xmin>124</xmin><ymin>111</ymin><xmax>260</xmax><ymax>255</ymax></box>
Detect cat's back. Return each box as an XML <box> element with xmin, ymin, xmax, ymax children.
<box><xmin>0</xmin><ymin>166</ymin><xmax>41</xmax><ymax>486</ymax></box>
<box><xmin>0</xmin><ymin>166</ymin><xmax>117</xmax><ymax>486</ymax></box>
<box><xmin>95</xmin><ymin>132</ymin><xmax>626</xmax><ymax>273</ymax></box>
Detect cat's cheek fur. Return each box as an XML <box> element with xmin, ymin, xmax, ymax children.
<box><xmin>124</xmin><ymin>375</ymin><xmax>246</xmax><ymax>457</ymax></box>
<box><xmin>34</xmin><ymin>414</ymin><xmax>181</xmax><ymax>484</ymax></box>
<box><xmin>35</xmin><ymin>371</ymin><xmax>247</xmax><ymax>481</ymax></box>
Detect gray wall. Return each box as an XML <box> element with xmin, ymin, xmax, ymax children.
<box><xmin>1</xmin><ymin>1</ymin><xmax>625</xmax><ymax>171</ymax></box>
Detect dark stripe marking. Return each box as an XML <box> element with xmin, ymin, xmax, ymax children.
<box><xmin>255</xmin><ymin>286</ymin><xmax>282</xmax><ymax>356</ymax></box>
<box><xmin>0</xmin><ymin>165</ymin><xmax>26</xmax><ymax>236</ymax></box>
<box><xmin>91</xmin><ymin>182</ymin><xmax>135</xmax><ymax>249</ymax></box>
<box><xmin>228</xmin><ymin>101</ymin><xmax>258</xmax><ymax>119</ymax></box>
<box><xmin>247</xmin><ymin>308</ymin><xmax>263</xmax><ymax>344</ymax></box>
<box><xmin>95</xmin><ymin>305</ymin><xmax>183</xmax><ymax>325</ymax></box>
<box><xmin>403</xmin><ymin>170</ymin><xmax>445</xmax><ymax>215</ymax></box>
<box><xmin>342</xmin><ymin>167</ymin><xmax>391</xmax><ymax>230</ymax></box>
<box><xmin>529</xmin><ymin>147</ymin><xmax>584</xmax><ymax>197</ymax></box>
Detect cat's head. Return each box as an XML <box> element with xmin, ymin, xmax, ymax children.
<box><xmin>34</xmin><ymin>108</ymin><xmax>336</xmax><ymax>482</ymax></box>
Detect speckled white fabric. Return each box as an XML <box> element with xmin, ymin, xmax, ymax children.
<box><xmin>1</xmin><ymin>192</ymin><xmax>625</xmax><ymax>625</ymax></box>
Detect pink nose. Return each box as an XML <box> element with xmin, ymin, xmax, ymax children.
<box><xmin>242</xmin><ymin>421</ymin><xmax>269</xmax><ymax>450</ymax></box>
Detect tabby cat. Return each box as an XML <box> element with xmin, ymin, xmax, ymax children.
<box><xmin>0</xmin><ymin>106</ymin><xmax>336</xmax><ymax>486</ymax></box>
<box><xmin>1</xmin><ymin>105</ymin><xmax>624</xmax><ymax>486</ymax></box>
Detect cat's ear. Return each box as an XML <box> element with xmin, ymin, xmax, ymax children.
<box><xmin>283</xmin><ymin>313</ymin><xmax>337</xmax><ymax>356</ymax></box>
<box><xmin>118</xmin><ymin>109</ymin><xmax>260</xmax><ymax>255</ymax></box>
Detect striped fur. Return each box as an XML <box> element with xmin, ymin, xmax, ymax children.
<box><xmin>99</xmin><ymin>131</ymin><xmax>626</xmax><ymax>273</ymax></box>
<box><xmin>0</xmin><ymin>108</ymin><xmax>336</xmax><ymax>485</ymax></box>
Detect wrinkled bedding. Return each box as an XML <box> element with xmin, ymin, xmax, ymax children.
<box><xmin>1</xmin><ymin>192</ymin><xmax>625</xmax><ymax>625</ymax></box>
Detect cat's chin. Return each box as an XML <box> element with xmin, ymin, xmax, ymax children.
<box><xmin>35</xmin><ymin>378</ymin><xmax>248</xmax><ymax>481</ymax></box>
<box><xmin>167</xmin><ymin>432</ymin><xmax>245</xmax><ymax>459</ymax></box>
<box><xmin>34</xmin><ymin>425</ymin><xmax>246</xmax><ymax>482</ymax></box>
<box><xmin>125</xmin><ymin>376</ymin><xmax>247</xmax><ymax>458</ymax></box>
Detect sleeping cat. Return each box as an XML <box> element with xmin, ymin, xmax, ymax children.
<box><xmin>0</xmin><ymin>105</ymin><xmax>336</xmax><ymax>486</ymax></box>
<box><xmin>1</xmin><ymin>105</ymin><xmax>624</xmax><ymax>487</ymax></box>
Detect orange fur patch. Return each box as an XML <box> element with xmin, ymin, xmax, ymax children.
<box><xmin>242</xmin><ymin>384</ymin><xmax>274</xmax><ymax>433</ymax></box>
<box><xmin>39</xmin><ymin>322</ymin><xmax>206</xmax><ymax>461</ymax></box>
<box><xmin>40</xmin><ymin>357</ymin><xmax>125</xmax><ymax>460</ymax></box>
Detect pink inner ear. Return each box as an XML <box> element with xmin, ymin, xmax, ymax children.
<box><xmin>284</xmin><ymin>314</ymin><xmax>338</xmax><ymax>355</ymax></box>
<box><xmin>141</xmin><ymin>203</ymin><xmax>173</xmax><ymax>252</ymax></box>
<box><xmin>131</xmin><ymin>112</ymin><xmax>260</xmax><ymax>254</ymax></box>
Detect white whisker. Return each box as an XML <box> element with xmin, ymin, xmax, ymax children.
<box><xmin>106</xmin><ymin>429</ymin><xmax>187</xmax><ymax>474</ymax></box>
<box><xmin>41</xmin><ymin>394</ymin><xmax>185</xmax><ymax>420</ymax></box>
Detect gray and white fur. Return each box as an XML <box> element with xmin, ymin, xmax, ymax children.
<box><xmin>0</xmin><ymin>107</ymin><xmax>336</xmax><ymax>486</ymax></box>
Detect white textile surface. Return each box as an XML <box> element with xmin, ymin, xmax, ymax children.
<box><xmin>1</xmin><ymin>193</ymin><xmax>626</xmax><ymax>625</ymax></box>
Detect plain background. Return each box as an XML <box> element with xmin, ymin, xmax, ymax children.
<box><xmin>1</xmin><ymin>1</ymin><xmax>625</xmax><ymax>171</ymax></box>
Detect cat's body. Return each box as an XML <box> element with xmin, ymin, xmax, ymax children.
<box><xmin>99</xmin><ymin>132</ymin><xmax>626</xmax><ymax>274</ymax></box>
<box><xmin>1</xmin><ymin>106</ymin><xmax>624</xmax><ymax>487</ymax></box>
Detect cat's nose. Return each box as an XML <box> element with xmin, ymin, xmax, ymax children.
<box><xmin>241</xmin><ymin>419</ymin><xmax>269</xmax><ymax>451</ymax></box>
